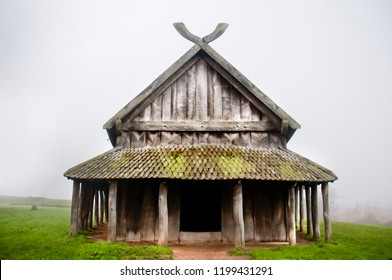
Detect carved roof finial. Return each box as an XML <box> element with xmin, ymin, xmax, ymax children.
<box><xmin>173</xmin><ymin>22</ymin><xmax>229</xmax><ymax>45</ymax></box>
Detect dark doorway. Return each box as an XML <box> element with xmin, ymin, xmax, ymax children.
<box><xmin>180</xmin><ymin>181</ymin><xmax>221</xmax><ymax>232</ymax></box>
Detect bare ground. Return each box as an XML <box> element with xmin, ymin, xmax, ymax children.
<box><xmin>88</xmin><ymin>224</ymin><xmax>313</xmax><ymax>260</ymax></box>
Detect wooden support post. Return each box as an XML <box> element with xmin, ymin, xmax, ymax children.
<box><xmin>295</xmin><ymin>186</ymin><xmax>299</xmax><ymax>230</ymax></box>
<box><xmin>299</xmin><ymin>185</ymin><xmax>305</xmax><ymax>232</ymax></box>
<box><xmin>94</xmin><ymin>188</ymin><xmax>99</xmax><ymax>227</ymax></box>
<box><xmin>233</xmin><ymin>180</ymin><xmax>245</xmax><ymax>247</ymax></box>
<box><xmin>70</xmin><ymin>180</ymin><xmax>80</xmax><ymax>236</ymax></box>
<box><xmin>311</xmin><ymin>184</ymin><xmax>320</xmax><ymax>239</ymax></box>
<box><xmin>305</xmin><ymin>186</ymin><xmax>313</xmax><ymax>236</ymax></box>
<box><xmin>158</xmin><ymin>181</ymin><xmax>168</xmax><ymax>246</ymax></box>
<box><xmin>322</xmin><ymin>182</ymin><xmax>332</xmax><ymax>242</ymax></box>
<box><xmin>108</xmin><ymin>181</ymin><xmax>118</xmax><ymax>241</ymax></box>
<box><xmin>87</xmin><ymin>186</ymin><xmax>93</xmax><ymax>230</ymax></box>
<box><xmin>99</xmin><ymin>189</ymin><xmax>104</xmax><ymax>225</ymax></box>
<box><xmin>288</xmin><ymin>185</ymin><xmax>296</xmax><ymax>245</ymax></box>
<box><xmin>105</xmin><ymin>188</ymin><xmax>109</xmax><ymax>224</ymax></box>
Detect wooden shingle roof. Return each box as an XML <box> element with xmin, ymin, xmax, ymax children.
<box><xmin>64</xmin><ymin>145</ymin><xmax>337</xmax><ymax>182</ymax></box>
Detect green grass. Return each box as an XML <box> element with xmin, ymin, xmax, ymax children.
<box><xmin>0</xmin><ymin>204</ymin><xmax>172</xmax><ymax>260</ymax></box>
<box><xmin>247</xmin><ymin>222</ymin><xmax>392</xmax><ymax>260</ymax></box>
<box><xmin>2</xmin><ymin>203</ymin><xmax>392</xmax><ymax>260</ymax></box>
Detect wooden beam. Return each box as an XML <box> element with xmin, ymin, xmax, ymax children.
<box><xmin>299</xmin><ymin>185</ymin><xmax>305</xmax><ymax>232</ymax></box>
<box><xmin>70</xmin><ymin>180</ymin><xmax>80</xmax><ymax>236</ymax></box>
<box><xmin>288</xmin><ymin>185</ymin><xmax>296</xmax><ymax>245</ymax></box>
<box><xmin>322</xmin><ymin>182</ymin><xmax>332</xmax><ymax>242</ymax></box>
<box><xmin>158</xmin><ymin>181</ymin><xmax>168</xmax><ymax>246</ymax></box>
<box><xmin>233</xmin><ymin>180</ymin><xmax>245</xmax><ymax>247</ymax></box>
<box><xmin>305</xmin><ymin>186</ymin><xmax>313</xmax><ymax>236</ymax></box>
<box><xmin>311</xmin><ymin>184</ymin><xmax>320</xmax><ymax>239</ymax></box>
<box><xmin>108</xmin><ymin>181</ymin><xmax>118</xmax><ymax>241</ymax></box>
<box><xmin>124</xmin><ymin>120</ymin><xmax>278</xmax><ymax>132</ymax></box>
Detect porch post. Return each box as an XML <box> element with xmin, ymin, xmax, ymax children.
<box><xmin>70</xmin><ymin>180</ymin><xmax>80</xmax><ymax>236</ymax></box>
<box><xmin>305</xmin><ymin>185</ymin><xmax>313</xmax><ymax>236</ymax></box>
<box><xmin>94</xmin><ymin>188</ymin><xmax>99</xmax><ymax>227</ymax></box>
<box><xmin>288</xmin><ymin>184</ymin><xmax>296</xmax><ymax>245</ymax></box>
<box><xmin>233</xmin><ymin>180</ymin><xmax>245</xmax><ymax>247</ymax></box>
<box><xmin>295</xmin><ymin>186</ymin><xmax>299</xmax><ymax>230</ymax></box>
<box><xmin>311</xmin><ymin>184</ymin><xmax>320</xmax><ymax>239</ymax></box>
<box><xmin>322</xmin><ymin>182</ymin><xmax>332</xmax><ymax>242</ymax></box>
<box><xmin>299</xmin><ymin>185</ymin><xmax>305</xmax><ymax>232</ymax></box>
<box><xmin>99</xmin><ymin>189</ymin><xmax>104</xmax><ymax>225</ymax></box>
<box><xmin>108</xmin><ymin>181</ymin><xmax>118</xmax><ymax>241</ymax></box>
<box><xmin>158</xmin><ymin>181</ymin><xmax>169</xmax><ymax>246</ymax></box>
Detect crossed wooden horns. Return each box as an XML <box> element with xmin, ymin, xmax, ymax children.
<box><xmin>173</xmin><ymin>22</ymin><xmax>229</xmax><ymax>45</ymax></box>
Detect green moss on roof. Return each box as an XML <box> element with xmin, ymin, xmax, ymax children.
<box><xmin>64</xmin><ymin>144</ymin><xmax>337</xmax><ymax>182</ymax></box>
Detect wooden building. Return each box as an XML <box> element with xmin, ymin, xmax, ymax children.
<box><xmin>64</xmin><ymin>23</ymin><xmax>337</xmax><ymax>246</ymax></box>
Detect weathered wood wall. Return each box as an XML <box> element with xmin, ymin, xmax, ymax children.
<box><xmin>121</xmin><ymin>59</ymin><xmax>283</xmax><ymax>148</ymax></box>
<box><xmin>103</xmin><ymin>179</ymin><xmax>288</xmax><ymax>243</ymax></box>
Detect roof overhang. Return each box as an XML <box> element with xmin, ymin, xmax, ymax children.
<box><xmin>64</xmin><ymin>144</ymin><xmax>337</xmax><ymax>182</ymax></box>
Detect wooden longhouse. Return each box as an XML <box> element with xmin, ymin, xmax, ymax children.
<box><xmin>64</xmin><ymin>23</ymin><xmax>337</xmax><ymax>246</ymax></box>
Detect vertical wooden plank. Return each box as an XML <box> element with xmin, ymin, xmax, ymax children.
<box><xmin>240</xmin><ymin>95</ymin><xmax>251</xmax><ymax>120</ymax></box>
<box><xmin>299</xmin><ymin>185</ymin><xmax>305</xmax><ymax>232</ymax></box>
<box><xmin>207</xmin><ymin>64</ymin><xmax>214</xmax><ymax>120</ymax></box>
<box><xmin>233</xmin><ymin>180</ymin><xmax>245</xmax><ymax>247</ymax></box>
<box><xmin>271</xmin><ymin>185</ymin><xmax>287</xmax><ymax>241</ymax></box>
<box><xmin>230</xmin><ymin>87</ymin><xmax>241</xmax><ymax>121</ymax></box>
<box><xmin>171</xmin><ymin>82</ymin><xmax>177</xmax><ymax>120</ymax></box>
<box><xmin>139</xmin><ymin>104</ymin><xmax>151</xmax><ymax>121</ymax></box>
<box><xmin>288</xmin><ymin>185</ymin><xmax>296</xmax><ymax>245</ymax></box>
<box><xmin>222</xmin><ymin>82</ymin><xmax>231</xmax><ymax>120</ymax></box>
<box><xmin>322</xmin><ymin>182</ymin><xmax>332</xmax><ymax>242</ymax></box>
<box><xmin>158</xmin><ymin>181</ymin><xmax>168</xmax><ymax>246</ymax></box>
<box><xmin>140</xmin><ymin>184</ymin><xmax>157</xmax><ymax>241</ymax></box>
<box><xmin>168</xmin><ymin>183</ymin><xmax>181</xmax><ymax>242</ymax></box>
<box><xmin>311</xmin><ymin>184</ymin><xmax>320</xmax><ymax>239</ymax></box>
<box><xmin>196</xmin><ymin>59</ymin><xmax>208</xmax><ymax>121</ymax></box>
<box><xmin>161</xmin><ymin>87</ymin><xmax>172</xmax><ymax>121</ymax></box>
<box><xmin>254</xmin><ymin>186</ymin><xmax>272</xmax><ymax>241</ymax></box>
<box><xmin>176</xmin><ymin>73</ymin><xmax>187</xmax><ymax>121</ymax></box>
<box><xmin>221</xmin><ymin>182</ymin><xmax>234</xmax><ymax>242</ymax></box>
<box><xmin>70</xmin><ymin>180</ymin><xmax>80</xmax><ymax>236</ymax></box>
<box><xmin>117</xmin><ymin>186</ymin><xmax>127</xmax><ymax>241</ymax></box>
<box><xmin>243</xmin><ymin>184</ymin><xmax>254</xmax><ymax>242</ymax></box>
<box><xmin>125</xmin><ymin>182</ymin><xmax>142</xmax><ymax>241</ymax></box>
<box><xmin>212</xmin><ymin>69</ymin><xmax>223</xmax><ymax>120</ymax></box>
<box><xmin>108</xmin><ymin>181</ymin><xmax>118</xmax><ymax>241</ymax></box>
<box><xmin>186</xmin><ymin>64</ymin><xmax>196</xmax><ymax>119</ymax></box>
<box><xmin>151</xmin><ymin>94</ymin><xmax>162</xmax><ymax>121</ymax></box>
<box><xmin>305</xmin><ymin>186</ymin><xmax>313</xmax><ymax>236</ymax></box>
<box><xmin>250</xmin><ymin>103</ymin><xmax>262</xmax><ymax>121</ymax></box>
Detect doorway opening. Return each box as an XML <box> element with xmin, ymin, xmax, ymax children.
<box><xmin>180</xmin><ymin>181</ymin><xmax>221</xmax><ymax>232</ymax></box>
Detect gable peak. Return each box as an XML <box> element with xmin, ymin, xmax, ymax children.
<box><xmin>173</xmin><ymin>22</ymin><xmax>229</xmax><ymax>45</ymax></box>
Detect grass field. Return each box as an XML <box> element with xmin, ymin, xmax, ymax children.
<box><xmin>1</xmin><ymin>202</ymin><xmax>391</xmax><ymax>260</ymax></box>
<box><xmin>0</xmin><ymin>204</ymin><xmax>171</xmax><ymax>260</ymax></box>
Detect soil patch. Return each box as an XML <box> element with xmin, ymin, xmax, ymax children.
<box><xmin>88</xmin><ymin>224</ymin><xmax>313</xmax><ymax>260</ymax></box>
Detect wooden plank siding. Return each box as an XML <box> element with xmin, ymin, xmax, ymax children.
<box><xmin>121</xmin><ymin>59</ymin><xmax>282</xmax><ymax>148</ymax></box>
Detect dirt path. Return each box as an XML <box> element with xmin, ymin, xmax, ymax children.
<box><xmin>88</xmin><ymin>224</ymin><xmax>312</xmax><ymax>260</ymax></box>
<box><xmin>170</xmin><ymin>243</ymin><xmax>250</xmax><ymax>260</ymax></box>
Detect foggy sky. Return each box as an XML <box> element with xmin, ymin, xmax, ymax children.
<box><xmin>0</xmin><ymin>0</ymin><xmax>391</xmax><ymax>208</ymax></box>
